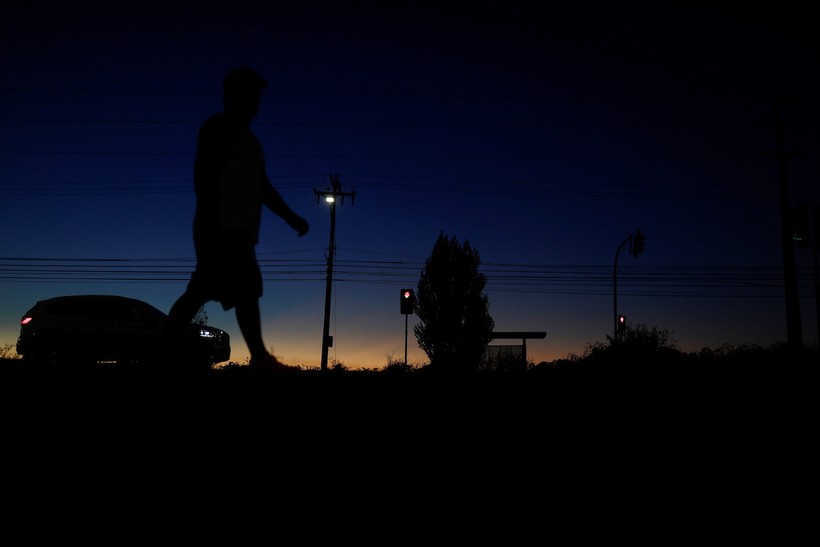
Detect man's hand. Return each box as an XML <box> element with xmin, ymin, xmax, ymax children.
<box><xmin>288</xmin><ymin>214</ymin><xmax>309</xmax><ymax>237</ymax></box>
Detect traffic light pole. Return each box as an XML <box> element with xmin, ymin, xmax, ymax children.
<box><xmin>314</xmin><ymin>175</ymin><xmax>355</xmax><ymax>372</ymax></box>
<box><xmin>613</xmin><ymin>230</ymin><xmax>644</xmax><ymax>340</ymax></box>
<box><xmin>613</xmin><ymin>234</ymin><xmax>632</xmax><ymax>340</ymax></box>
<box><xmin>400</xmin><ymin>289</ymin><xmax>415</xmax><ymax>367</ymax></box>
<box><xmin>399</xmin><ymin>289</ymin><xmax>415</xmax><ymax>366</ymax></box>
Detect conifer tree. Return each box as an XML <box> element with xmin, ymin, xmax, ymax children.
<box><xmin>414</xmin><ymin>232</ymin><xmax>494</xmax><ymax>373</ymax></box>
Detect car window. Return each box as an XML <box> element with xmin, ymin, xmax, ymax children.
<box><xmin>44</xmin><ymin>299</ymin><xmax>88</xmax><ymax>317</ymax></box>
<box><xmin>37</xmin><ymin>296</ymin><xmax>168</xmax><ymax>325</ymax></box>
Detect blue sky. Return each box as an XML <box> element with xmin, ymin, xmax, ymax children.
<box><xmin>1</xmin><ymin>2</ymin><xmax>818</xmax><ymax>368</ymax></box>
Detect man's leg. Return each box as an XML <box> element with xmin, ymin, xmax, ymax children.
<box><xmin>235</xmin><ymin>298</ymin><xmax>269</xmax><ymax>362</ymax></box>
<box><xmin>158</xmin><ymin>290</ymin><xmax>206</xmax><ymax>350</ymax></box>
<box><xmin>235</xmin><ymin>298</ymin><xmax>298</xmax><ymax>374</ymax></box>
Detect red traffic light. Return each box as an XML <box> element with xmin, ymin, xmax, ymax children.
<box><xmin>400</xmin><ymin>288</ymin><xmax>415</xmax><ymax>314</ymax></box>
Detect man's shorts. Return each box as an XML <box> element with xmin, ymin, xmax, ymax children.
<box><xmin>188</xmin><ymin>232</ymin><xmax>262</xmax><ymax>311</ymax></box>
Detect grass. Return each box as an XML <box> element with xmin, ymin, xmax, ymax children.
<box><xmin>2</xmin><ymin>344</ymin><xmax>815</xmax><ymax>544</ymax></box>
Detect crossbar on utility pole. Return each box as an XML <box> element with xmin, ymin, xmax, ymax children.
<box><xmin>314</xmin><ymin>174</ymin><xmax>355</xmax><ymax>372</ymax></box>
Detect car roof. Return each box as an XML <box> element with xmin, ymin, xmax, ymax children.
<box><xmin>36</xmin><ymin>294</ymin><xmax>150</xmax><ymax>304</ymax></box>
<box><xmin>38</xmin><ymin>294</ymin><xmax>141</xmax><ymax>300</ymax></box>
<box><xmin>32</xmin><ymin>295</ymin><xmax>166</xmax><ymax>313</ymax></box>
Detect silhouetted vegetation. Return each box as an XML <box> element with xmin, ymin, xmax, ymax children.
<box><xmin>526</xmin><ymin>323</ymin><xmax>818</xmax><ymax>391</ymax></box>
<box><xmin>414</xmin><ymin>232</ymin><xmax>495</xmax><ymax>374</ymax></box>
<box><xmin>2</xmin><ymin>323</ymin><xmax>816</xmax><ymax>388</ymax></box>
<box><xmin>0</xmin><ymin>343</ymin><xmax>18</xmax><ymax>360</ymax></box>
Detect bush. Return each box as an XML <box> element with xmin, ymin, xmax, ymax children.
<box><xmin>0</xmin><ymin>344</ymin><xmax>20</xmax><ymax>360</ymax></box>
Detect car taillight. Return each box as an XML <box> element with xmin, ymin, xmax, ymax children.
<box><xmin>21</xmin><ymin>316</ymin><xmax>33</xmax><ymax>325</ymax></box>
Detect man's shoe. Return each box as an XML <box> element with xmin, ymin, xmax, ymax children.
<box><xmin>248</xmin><ymin>354</ymin><xmax>301</xmax><ymax>378</ymax></box>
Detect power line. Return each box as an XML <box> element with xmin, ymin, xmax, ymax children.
<box><xmin>0</xmin><ymin>256</ymin><xmax>812</xmax><ymax>299</ymax></box>
<box><xmin>0</xmin><ymin>149</ymin><xmax>788</xmax><ymax>160</ymax></box>
<box><xmin>1</xmin><ymin>116</ymin><xmax>782</xmax><ymax>130</ymax></box>
<box><xmin>0</xmin><ymin>174</ymin><xmax>788</xmax><ymax>200</ymax></box>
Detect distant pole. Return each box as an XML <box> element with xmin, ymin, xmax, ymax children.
<box><xmin>314</xmin><ymin>174</ymin><xmax>356</xmax><ymax>372</ymax></box>
<box><xmin>774</xmin><ymin>99</ymin><xmax>803</xmax><ymax>350</ymax></box>
<box><xmin>813</xmin><ymin>234</ymin><xmax>820</xmax><ymax>355</ymax></box>
<box><xmin>813</xmin><ymin>205</ymin><xmax>820</xmax><ymax>353</ymax></box>
<box><xmin>404</xmin><ymin>313</ymin><xmax>408</xmax><ymax>367</ymax></box>
<box><xmin>613</xmin><ymin>230</ymin><xmax>644</xmax><ymax>340</ymax></box>
<box><xmin>613</xmin><ymin>234</ymin><xmax>632</xmax><ymax>340</ymax></box>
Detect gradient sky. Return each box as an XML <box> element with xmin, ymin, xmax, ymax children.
<box><xmin>2</xmin><ymin>2</ymin><xmax>818</xmax><ymax>368</ymax></box>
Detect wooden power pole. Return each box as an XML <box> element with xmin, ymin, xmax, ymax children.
<box><xmin>314</xmin><ymin>175</ymin><xmax>355</xmax><ymax>372</ymax></box>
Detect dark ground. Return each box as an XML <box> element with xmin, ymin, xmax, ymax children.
<box><xmin>1</xmin><ymin>357</ymin><xmax>816</xmax><ymax>544</ymax></box>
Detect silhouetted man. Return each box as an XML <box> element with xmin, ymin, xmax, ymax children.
<box><xmin>159</xmin><ymin>66</ymin><xmax>309</xmax><ymax>374</ymax></box>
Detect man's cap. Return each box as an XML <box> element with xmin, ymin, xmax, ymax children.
<box><xmin>224</xmin><ymin>66</ymin><xmax>269</xmax><ymax>90</ymax></box>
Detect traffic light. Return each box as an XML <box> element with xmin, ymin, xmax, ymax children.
<box><xmin>630</xmin><ymin>229</ymin><xmax>645</xmax><ymax>257</ymax></box>
<box><xmin>617</xmin><ymin>314</ymin><xmax>626</xmax><ymax>334</ymax></box>
<box><xmin>400</xmin><ymin>288</ymin><xmax>416</xmax><ymax>315</ymax></box>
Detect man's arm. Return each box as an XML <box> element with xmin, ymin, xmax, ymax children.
<box><xmin>261</xmin><ymin>178</ymin><xmax>309</xmax><ymax>236</ymax></box>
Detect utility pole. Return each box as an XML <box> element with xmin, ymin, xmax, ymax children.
<box><xmin>314</xmin><ymin>174</ymin><xmax>355</xmax><ymax>372</ymax></box>
<box><xmin>794</xmin><ymin>202</ymin><xmax>820</xmax><ymax>358</ymax></box>
<box><xmin>774</xmin><ymin>99</ymin><xmax>803</xmax><ymax>350</ymax></box>
<box><xmin>813</xmin><ymin>205</ymin><xmax>820</xmax><ymax>354</ymax></box>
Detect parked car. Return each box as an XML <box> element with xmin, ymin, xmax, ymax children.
<box><xmin>16</xmin><ymin>295</ymin><xmax>230</xmax><ymax>368</ymax></box>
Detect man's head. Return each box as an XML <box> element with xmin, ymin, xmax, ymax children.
<box><xmin>223</xmin><ymin>66</ymin><xmax>268</xmax><ymax>123</ymax></box>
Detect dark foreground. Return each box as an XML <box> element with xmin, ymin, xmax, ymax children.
<box><xmin>2</xmin><ymin>357</ymin><xmax>816</xmax><ymax>544</ymax></box>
